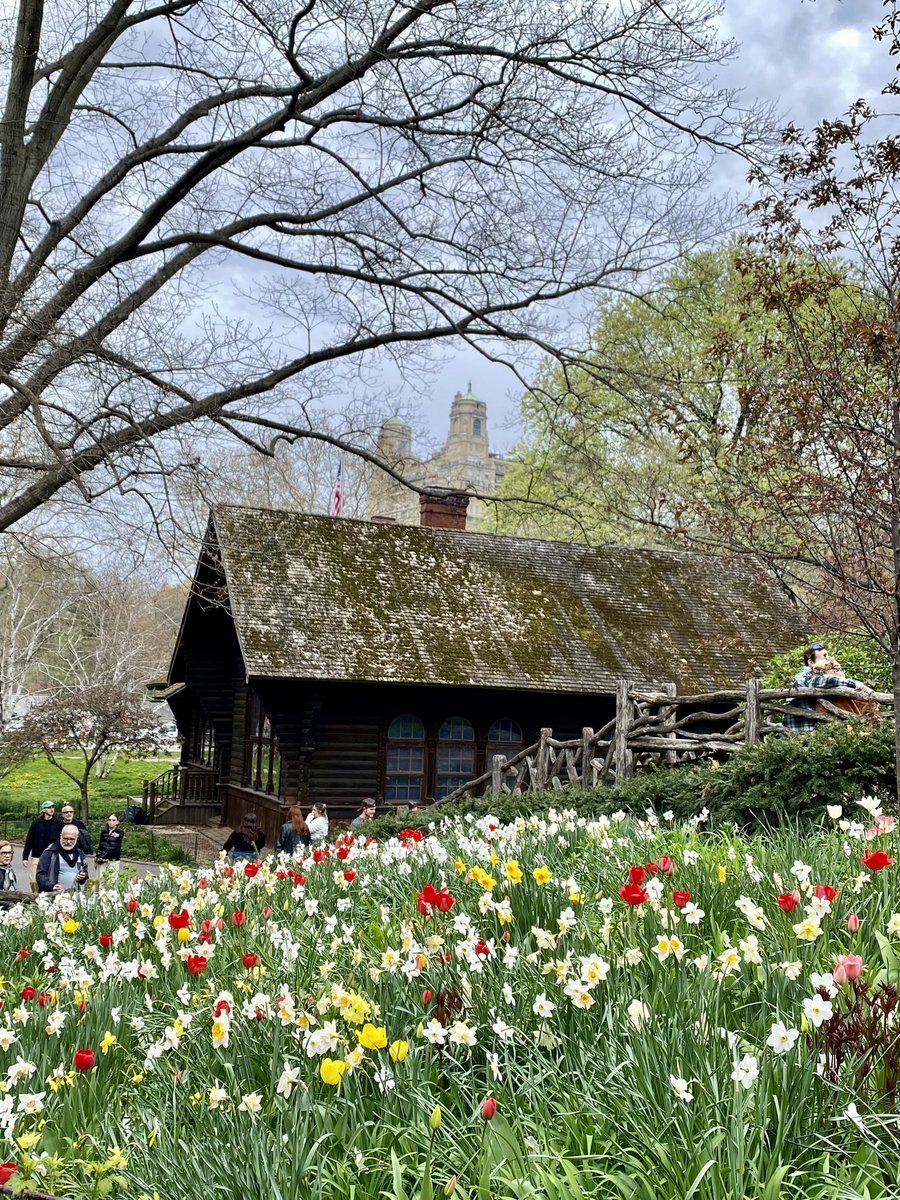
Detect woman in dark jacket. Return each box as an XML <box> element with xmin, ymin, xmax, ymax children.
<box><xmin>276</xmin><ymin>806</ymin><xmax>310</xmax><ymax>855</ymax></box>
<box><xmin>223</xmin><ymin>813</ymin><xmax>266</xmax><ymax>860</ymax></box>
<box><xmin>0</xmin><ymin>842</ymin><xmax>18</xmax><ymax>891</ymax></box>
<box><xmin>94</xmin><ymin>814</ymin><xmax>124</xmax><ymax>866</ymax></box>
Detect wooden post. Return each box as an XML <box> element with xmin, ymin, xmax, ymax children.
<box><xmin>614</xmin><ymin>680</ymin><xmax>634</xmax><ymax>780</ymax></box>
<box><xmin>536</xmin><ymin>728</ymin><xmax>552</xmax><ymax>792</ymax></box>
<box><xmin>581</xmin><ymin>727</ymin><xmax>594</xmax><ymax>788</ymax></box>
<box><xmin>745</xmin><ymin>677</ymin><xmax>762</xmax><ymax>745</ymax></box>
<box><xmin>491</xmin><ymin>753</ymin><xmax>507</xmax><ymax>796</ymax></box>
<box><xmin>661</xmin><ymin>682</ymin><xmax>677</xmax><ymax>764</ymax></box>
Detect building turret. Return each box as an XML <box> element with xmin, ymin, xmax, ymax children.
<box><xmin>376</xmin><ymin>415</ymin><xmax>413</xmax><ymax>462</ymax></box>
<box><xmin>445</xmin><ymin>383</ymin><xmax>489</xmax><ymax>459</ymax></box>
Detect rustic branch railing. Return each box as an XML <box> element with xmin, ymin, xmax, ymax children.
<box><xmin>438</xmin><ymin>679</ymin><xmax>894</xmax><ymax>804</ymax></box>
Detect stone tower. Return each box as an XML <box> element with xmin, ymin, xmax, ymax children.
<box><xmin>366</xmin><ymin>386</ymin><xmax>507</xmax><ymax>529</ymax></box>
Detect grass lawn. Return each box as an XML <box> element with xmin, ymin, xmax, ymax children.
<box><xmin>0</xmin><ymin>753</ymin><xmax>177</xmax><ymax>818</ymax></box>
<box><xmin>0</xmin><ymin>754</ymin><xmax>194</xmax><ymax>864</ymax></box>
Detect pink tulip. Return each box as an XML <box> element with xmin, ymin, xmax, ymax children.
<box><xmin>833</xmin><ymin>954</ymin><xmax>864</xmax><ymax>985</ymax></box>
<box><xmin>481</xmin><ymin>1097</ymin><xmax>497</xmax><ymax>1121</ymax></box>
<box><xmin>876</xmin><ymin>813</ymin><xmax>896</xmax><ymax>833</ymax></box>
<box><xmin>846</xmin><ymin>912</ymin><xmax>860</xmax><ymax>933</ymax></box>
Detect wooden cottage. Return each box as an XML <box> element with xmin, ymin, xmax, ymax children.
<box><xmin>151</xmin><ymin>500</ymin><xmax>805</xmax><ymax>842</ymax></box>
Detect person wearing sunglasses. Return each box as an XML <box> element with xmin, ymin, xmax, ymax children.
<box><xmin>0</xmin><ymin>843</ymin><xmax>17</xmax><ymax>892</ymax></box>
<box><xmin>783</xmin><ymin>642</ymin><xmax>875</xmax><ymax>733</ymax></box>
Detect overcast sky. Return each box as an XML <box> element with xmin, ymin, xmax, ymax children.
<box><xmin>411</xmin><ymin>0</ymin><xmax>888</xmax><ymax>455</ymax></box>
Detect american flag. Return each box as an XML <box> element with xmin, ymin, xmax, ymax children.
<box><xmin>331</xmin><ymin>459</ymin><xmax>343</xmax><ymax>517</ymax></box>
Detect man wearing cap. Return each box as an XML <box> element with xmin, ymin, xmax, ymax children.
<box><xmin>22</xmin><ymin>802</ymin><xmax>63</xmax><ymax>892</ymax></box>
<box><xmin>783</xmin><ymin>643</ymin><xmax>874</xmax><ymax>733</ymax></box>
<box><xmin>350</xmin><ymin>799</ymin><xmax>377</xmax><ymax>829</ymax></box>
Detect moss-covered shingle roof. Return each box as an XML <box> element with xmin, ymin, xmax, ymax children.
<box><xmin>210</xmin><ymin>505</ymin><xmax>806</xmax><ymax>693</ymax></box>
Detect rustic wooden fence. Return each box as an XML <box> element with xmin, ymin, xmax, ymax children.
<box><xmin>441</xmin><ymin>678</ymin><xmax>894</xmax><ymax>803</ymax></box>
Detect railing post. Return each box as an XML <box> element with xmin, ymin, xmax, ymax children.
<box><xmin>581</xmin><ymin>727</ymin><xmax>594</xmax><ymax>788</ymax></box>
<box><xmin>661</xmin><ymin>682</ymin><xmax>677</xmax><ymax>764</ymax></box>
<box><xmin>745</xmin><ymin>677</ymin><xmax>762</xmax><ymax>745</ymax></box>
<box><xmin>536</xmin><ymin>728</ymin><xmax>552</xmax><ymax>792</ymax></box>
<box><xmin>491</xmin><ymin>753</ymin><xmax>506</xmax><ymax>796</ymax></box>
<box><xmin>614</xmin><ymin>679</ymin><xmax>634</xmax><ymax>781</ymax></box>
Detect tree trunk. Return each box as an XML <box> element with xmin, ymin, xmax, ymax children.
<box><xmin>79</xmin><ymin>778</ymin><xmax>90</xmax><ymax>823</ymax></box>
<box><xmin>891</xmin><ymin>391</ymin><xmax>900</xmax><ymax>812</ymax></box>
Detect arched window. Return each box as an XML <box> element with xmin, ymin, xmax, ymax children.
<box><xmin>385</xmin><ymin>714</ymin><xmax>425</xmax><ymax>803</ymax></box>
<box><xmin>436</xmin><ymin>716</ymin><xmax>475</xmax><ymax>799</ymax></box>
<box><xmin>244</xmin><ymin>692</ymin><xmax>281</xmax><ymax>796</ymax></box>
<box><xmin>473</xmin><ymin>417</ymin><xmax>483</xmax><ymax>436</ymax></box>
<box><xmin>486</xmin><ymin>718</ymin><xmax>523</xmax><ymax>775</ymax></box>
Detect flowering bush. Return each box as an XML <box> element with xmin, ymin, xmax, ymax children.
<box><xmin>1</xmin><ymin>801</ymin><xmax>900</xmax><ymax>1198</ymax></box>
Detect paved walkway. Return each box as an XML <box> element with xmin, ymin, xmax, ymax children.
<box><xmin>8</xmin><ymin>838</ymin><xmax>164</xmax><ymax>881</ymax></box>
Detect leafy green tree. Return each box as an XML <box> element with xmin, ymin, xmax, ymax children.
<box><xmin>492</xmin><ymin>244</ymin><xmax>791</xmax><ymax>543</ymax></box>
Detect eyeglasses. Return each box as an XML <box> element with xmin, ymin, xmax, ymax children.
<box><xmin>0</xmin><ymin>848</ymin><xmax>12</xmax><ymax>855</ymax></box>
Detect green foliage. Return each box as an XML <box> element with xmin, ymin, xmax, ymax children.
<box><xmin>763</xmin><ymin>633</ymin><xmax>892</xmax><ymax>692</ymax></box>
<box><xmin>368</xmin><ymin>719</ymin><xmax>896</xmax><ymax>837</ymax></box>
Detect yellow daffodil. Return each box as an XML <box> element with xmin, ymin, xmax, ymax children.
<box><xmin>504</xmin><ymin>860</ymin><xmax>523</xmax><ymax>884</ymax></box>
<box><xmin>99</xmin><ymin>1031</ymin><xmax>117</xmax><ymax>1055</ymax></box>
<box><xmin>389</xmin><ymin>1039</ymin><xmax>409</xmax><ymax>1063</ymax></box>
<box><xmin>358</xmin><ymin>1023</ymin><xmax>387</xmax><ymax>1050</ymax></box>
<box><xmin>533</xmin><ymin>866</ymin><xmax>552</xmax><ymax>885</ymax></box>
<box><xmin>717</xmin><ymin>865</ymin><xmax>727</xmax><ymax>883</ymax></box>
<box><xmin>320</xmin><ymin>1058</ymin><xmax>347</xmax><ymax>1086</ymax></box>
<box><xmin>454</xmin><ymin>858</ymin><xmax>467</xmax><ymax>875</ymax></box>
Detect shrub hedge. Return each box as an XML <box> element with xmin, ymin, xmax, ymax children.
<box><xmin>366</xmin><ymin>719</ymin><xmax>897</xmax><ymax>838</ymax></box>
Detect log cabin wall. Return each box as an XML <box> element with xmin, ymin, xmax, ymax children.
<box><xmin>244</xmin><ymin>679</ymin><xmax>615</xmax><ymax>818</ymax></box>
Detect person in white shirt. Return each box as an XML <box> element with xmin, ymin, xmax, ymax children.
<box><xmin>307</xmin><ymin>803</ymin><xmax>329</xmax><ymax>844</ymax></box>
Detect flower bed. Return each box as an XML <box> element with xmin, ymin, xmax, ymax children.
<box><xmin>1</xmin><ymin>804</ymin><xmax>900</xmax><ymax>1199</ymax></box>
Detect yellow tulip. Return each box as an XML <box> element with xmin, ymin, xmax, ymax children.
<box><xmin>430</xmin><ymin>1104</ymin><xmax>442</xmax><ymax>1131</ymax></box>
<box><xmin>61</xmin><ymin>919</ymin><xmax>79</xmax><ymax>934</ymax></box>
<box><xmin>389</xmin><ymin>1040</ymin><xmax>409</xmax><ymax>1063</ymax></box>
<box><xmin>358</xmin><ymin>1023</ymin><xmax>387</xmax><ymax>1050</ymax></box>
<box><xmin>320</xmin><ymin>1058</ymin><xmax>347</xmax><ymax>1086</ymax></box>
<box><xmin>177</xmin><ymin>927</ymin><xmax>191</xmax><ymax>943</ymax></box>
<box><xmin>717</xmin><ymin>865</ymin><xmax>727</xmax><ymax>883</ymax></box>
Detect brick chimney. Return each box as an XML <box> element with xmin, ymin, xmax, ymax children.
<box><xmin>419</xmin><ymin>493</ymin><xmax>469</xmax><ymax>530</ymax></box>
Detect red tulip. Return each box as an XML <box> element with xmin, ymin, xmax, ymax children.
<box><xmin>38</xmin><ymin>992</ymin><xmax>52</xmax><ymax>1007</ymax></box>
<box><xmin>475</xmin><ymin>940</ymin><xmax>491</xmax><ymax>958</ymax></box>
<box><xmin>343</xmin><ymin>870</ymin><xmax>357</xmax><ymax>883</ymax></box>
<box><xmin>262</xmin><ymin>905</ymin><xmax>272</xmax><ymax>919</ymax></box>
<box><xmin>672</xmin><ymin>890</ymin><xmax>691</xmax><ymax>909</ymax></box>
<box><xmin>20</xmin><ymin>986</ymin><xmax>35</xmax><ymax>1001</ymax></box>
<box><xmin>16</xmin><ymin>948</ymin><xmax>28</xmax><ymax>961</ymax></box>
<box><xmin>232</xmin><ymin>911</ymin><xmax>246</xmax><ymax>927</ymax></box>
<box><xmin>628</xmin><ymin>866</ymin><xmax>646</xmax><ymax>886</ymax></box>
<box><xmin>847</xmin><ymin>912</ymin><xmax>861</xmax><ymax>933</ymax></box>
<box><xmin>481</xmin><ymin>1097</ymin><xmax>497</xmax><ymax>1120</ymax></box>
<box><xmin>168</xmin><ymin>909</ymin><xmax>190</xmax><ymax>929</ymax></box>
<box><xmin>337</xmin><ymin>846</ymin><xmax>350</xmax><ymax>861</ymax></box>
<box><xmin>312</xmin><ymin>849</ymin><xmax>324</xmax><ymax>863</ymax></box>
<box><xmin>501</xmin><ymin>930</ymin><xmax>511</xmax><ymax>942</ymax></box>
<box><xmin>657</xmin><ymin>856</ymin><xmax>675</xmax><ymax>875</ymax></box>
<box><xmin>813</xmin><ymin>884</ymin><xmax>839</xmax><ymax>901</ymax></box>
<box><xmin>186</xmin><ymin>955</ymin><xmax>208</xmax><ymax>975</ymax></box>
<box><xmin>862</xmin><ymin>849</ymin><xmax>895</xmax><ymax>871</ymax></box>
<box><xmin>777</xmin><ymin>890</ymin><xmax>801</xmax><ymax>913</ymax></box>
<box><xmin>73</xmin><ymin>1048</ymin><xmax>96</xmax><ymax>1071</ymax></box>
<box><xmin>99</xmin><ymin>933</ymin><xmax>113</xmax><ymax>948</ymax></box>
<box><xmin>244</xmin><ymin>861</ymin><xmax>259</xmax><ymax>878</ymax></box>
<box><xmin>422</xmin><ymin>989</ymin><xmax>433</xmax><ymax>1005</ymax></box>
<box><xmin>242</xmin><ymin>953</ymin><xmax>259</xmax><ymax>969</ymax></box>
<box><xmin>0</xmin><ymin>1162</ymin><xmax>17</xmax><ymax>1185</ymax></box>
<box><xmin>645</xmin><ymin>861</ymin><xmax>659</xmax><ymax>875</ymax></box>
<box><xmin>127</xmin><ymin>898</ymin><xmax>138</xmax><ymax>913</ymax></box>
<box><xmin>618</xmin><ymin>882</ymin><xmax>649</xmax><ymax>906</ymax></box>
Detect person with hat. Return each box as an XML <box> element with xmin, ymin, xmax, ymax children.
<box><xmin>783</xmin><ymin>642</ymin><xmax>875</xmax><ymax>733</ymax></box>
<box><xmin>350</xmin><ymin>799</ymin><xmax>377</xmax><ymax>829</ymax></box>
<box><xmin>22</xmin><ymin>801</ymin><xmax>63</xmax><ymax>892</ymax></box>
